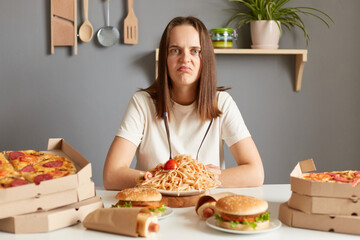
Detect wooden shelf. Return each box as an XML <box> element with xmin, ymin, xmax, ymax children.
<box><xmin>155</xmin><ymin>48</ymin><xmax>308</xmax><ymax>92</ymax></box>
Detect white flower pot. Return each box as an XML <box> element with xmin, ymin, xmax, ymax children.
<box><xmin>250</xmin><ymin>20</ymin><xmax>281</xmax><ymax>49</ymax></box>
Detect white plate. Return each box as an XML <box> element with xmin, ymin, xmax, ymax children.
<box><xmin>158</xmin><ymin>187</ymin><xmax>218</xmax><ymax>196</ymax></box>
<box><xmin>206</xmin><ymin>216</ymin><xmax>282</xmax><ymax>234</ymax></box>
<box><xmin>158</xmin><ymin>207</ymin><xmax>174</xmax><ymax>220</ymax></box>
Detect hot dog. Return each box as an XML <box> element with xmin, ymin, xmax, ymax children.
<box><xmin>196</xmin><ymin>200</ymin><xmax>216</xmax><ymax>220</ymax></box>
<box><xmin>195</xmin><ymin>192</ymin><xmax>235</xmax><ymax>220</ymax></box>
<box><xmin>137</xmin><ymin>213</ymin><xmax>160</xmax><ymax>237</ymax></box>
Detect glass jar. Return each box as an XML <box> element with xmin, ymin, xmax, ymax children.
<box><xmin>209</xmin><ymin>28</ymin><xmax>237</xmax><ymax>49</ymax></box>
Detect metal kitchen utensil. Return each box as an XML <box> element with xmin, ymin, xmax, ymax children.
<box><xmin>97</xmin><ymin>0</ymin><xmax>119</xmax><ymax>47</ymax></box>
<box><xmin>164</xmin><ymin>112</ymin><xmax>172</xmax><ymax>160</ymax></box>
<box><xmin>79</xmin><ymin>0</ymin><xmax>94</xmax><ymax>42</ymax></box>
<box><xmin>196</xmin><ymin>118</ymin><xmax>213</xmax><ymax>160</ymax></box>
<box><xmin>123</xmin><ymin>0</ymin><xmax>138</xmax><ymax>44</ymax></box>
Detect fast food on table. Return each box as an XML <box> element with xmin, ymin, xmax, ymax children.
<box><xmin>197</xmin><ymin>198</ymin><xmax>216</xmax><ymax>220</ymax></box>
<box><xmin>300</xmin><ymin>170</ymin><xmax>360</xmax><ymax>187</ymax></box>
<box><xmin>214</xmin><ymin>195</ymin><xmax>270</xmax><ymax>231</ymax></box>
<box><xmin>112</xmin><ymin>187</ymin><xmax>166</xmax><ymax>217</ymax></box>
<box><xmin>83</xmin><ymin>207</ymin><xmax>160</xmax><ymax>237</ymax></box>
<box><xmin>0</xmin><ymin>150</ymin><xmax>76</xmax><ymax>188</ymax></box>
<box><xmin>196</xmin><ymin>192</ymin><xmax>235</xmax><ymax>220</ymax></box>
<box><xmin>137</xmin><ymin>212</ymin><xmax>160</xmax><ymax>237</ymax></box>
<box><xmin>136</xmin><ymin>154</ymin><xmax>219</xmax><ymax>193</ymax></box>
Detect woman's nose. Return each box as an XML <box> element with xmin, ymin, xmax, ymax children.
<box><xmin>180</xmin><ymin>50</ymin><xmax>191</xmax><ymax>63</ymax></box>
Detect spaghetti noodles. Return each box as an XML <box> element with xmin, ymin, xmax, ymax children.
<box><xmin>136</xmin><ymin>154</ymin><xmax>219</xmax><ymax>192</ymax></box>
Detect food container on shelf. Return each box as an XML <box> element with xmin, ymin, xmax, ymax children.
<box><xmin>209</xmin><ymin>28</ymin><xmax>237</xmax><ymax>49</ymax></box>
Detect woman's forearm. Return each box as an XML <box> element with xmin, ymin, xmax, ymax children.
<box><xmin>103</xmin><ymin>136</ymin><xmax>139</xmax><ymax>190</ymax></box>
<box><xmin>103</xmin><ymin>166</ymin><xmax>143</xmax><ymax>190</ymax></box>
<box><xmin>219</xmin><ymin>163</ymin><xmax>264</xmax><ymax>188</ymax></box>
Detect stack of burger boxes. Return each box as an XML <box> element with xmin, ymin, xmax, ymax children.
<box><xmin>279</xmin><ymin>159</ymin><xmax>360</xmax><ymax>235</ymax></box>
<box><xmin>0</xmin><ymin>139</ymin><xmax>103</xmax><ymax>233</ymax></box>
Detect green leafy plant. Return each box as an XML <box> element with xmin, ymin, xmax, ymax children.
<box><xmin>226</xmin><ymin>0</ymin><xmax>334</xmax><ymax>46</ymax></box>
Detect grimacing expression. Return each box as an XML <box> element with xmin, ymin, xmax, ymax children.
<box><xmin>167</xmin><ymin>25</ymin><xmax>202</xmax><ymax>90</ymax></box>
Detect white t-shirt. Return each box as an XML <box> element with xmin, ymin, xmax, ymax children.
<box><xmin>116</xmin><ymin>91</ymin><xmax>250</xmax><ymax>171</ymax></box>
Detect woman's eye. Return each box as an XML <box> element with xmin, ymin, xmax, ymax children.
<box><xmin>170</xmin><ymin>49</ymin><xmax>179</xmax><ymax>54</ymax></box>
<box><xmin>192</xmin><ymin>49</ymin><xmax>200</xmax><ymax>54</ymax></box>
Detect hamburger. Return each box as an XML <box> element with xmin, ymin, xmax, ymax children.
<box><xmin>214</xmin><ymin>195</ymin><xmax>270</xmax><ymax>231</ymax></box>
<box><xmin>113</xmin><ymin>187</ymin><xmax>166</xmax><ymax>217</ymax></box>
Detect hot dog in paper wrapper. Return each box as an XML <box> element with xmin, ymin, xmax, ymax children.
<box><xmin>83</xmin><ymin>208</ymin><xmax>159</xmax><ymax>237</ymax></box>
<box><xmin>195</xmin><ymin>192</ymin><xmax>235</xmax><ymax>220</ymax></box>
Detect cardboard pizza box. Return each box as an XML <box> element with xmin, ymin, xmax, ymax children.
<box><xmin>0</xmin><ymin>179</ymin><xmax>96</xmax><ymax>220</ymax></box>
<box><xmin>0</xmin><ymin>195</ymin><xmax>103</xmax><ymax>234</ymax></box>
<box><xmin>0</xmin><ymin>138</ymin><xmax>95</xmax><ymax>219</ymax></box>
<box><xmin>288</xmin><ymin>191</ymin><xmax>360</xmax><ymax>216</ymax></box>
<box><xmin>279</xmin><ymin>202</ymin><xmax>360</xmax><ymax>235</ymax></box>
<box><xmin>290</xmin><ymin>159</ymin><xmax>360</xmax><ymax>198</ymax></box>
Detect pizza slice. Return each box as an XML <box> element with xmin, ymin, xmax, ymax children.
<box><xmin>301</xmin><ymin>170</ymin><xmax>360</xmax><ymax>187</ymax></box>
<box><xmin>7</xmin><ymin>150</ymin><xmax>42</xmax><ymax>172</ymax></box>
<box><xmin>0</xmin><ymin>176</ymin><xmax>29</xmax><ymax>188</ymax></box>
<box><xmin>0</xmin><ymin>153</ymin><xmax>21</xmax><ymax>179</ymax></box>
<box><xmin>22</xmin><ymin>155</ymin><xmax>77</xmax><ymax>184</ymax></box>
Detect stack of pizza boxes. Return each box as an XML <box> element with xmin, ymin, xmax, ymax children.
<box><xmin>0</xmin><ymin>138</ymin><xmax>103</xmax><ymax>233</ymax></box>
<box><xmin>279</xmin><ymin>159</ymin><xmax>360</xmax><ymax>235</ymax></box>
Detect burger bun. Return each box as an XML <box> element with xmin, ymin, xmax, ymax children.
<box><xmin>218</xmin><ymin>219</ymin><xmax>270</xmax><ymax>231</ymax></box>
<box><xmin>115</xmin><ymin>187</ymin><xmax>162</xmax><ymax>202</ymax></box>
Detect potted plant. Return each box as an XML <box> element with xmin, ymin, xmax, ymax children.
<box><xmin>226</xmin><ymin>0</ymin><xmax>334</xmax><ymax>49</ymax></box>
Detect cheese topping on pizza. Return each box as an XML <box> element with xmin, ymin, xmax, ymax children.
<box><xmin>0</xmin><ymin>150</ymin><xmax>77</xmax><ymax>188</ymax></box>
<box><xmin>300</xmin><ymin>170</ymin><xmax>360</xmax><ymax>187</ymax></box>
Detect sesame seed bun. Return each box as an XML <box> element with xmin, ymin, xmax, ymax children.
<box><xmin>115</xmin><ymin>187</ymin><xmax>162</xmax><ymax>202</ymax></box>
<box><xmin>215</xmin><ymin>195</ymin><xmax>268</xmax><ymax>215</ymax></box>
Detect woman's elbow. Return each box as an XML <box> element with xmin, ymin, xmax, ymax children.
<box><xmin>103</xmin><ymin>173</ymin><xmax>113</xmax><ymax>190</ymax></box>
<box><xmin>252</xmin><ymin>165</ymin><xmax>264</xmax><ymax>187</ymax></box>
<box><xmin>253</xmin><ymin>171</ymin><xmax>264</xmax><ymax>186</ymax></box>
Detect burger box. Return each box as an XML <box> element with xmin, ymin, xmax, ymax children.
<box><xmin>288</xmin><ymin>191</ymin><xmax>360</xmax><ymax>216</ymax></box>
<box><xmin>0</xmin><ymin>195</ymin><xmax>104</xmax><ymax>234</ymax></box>
<box><xmin>0</xmin><ymin>138</ymin><xmax>95</xmax><ymax>219</ymax></box>
<box><xmin>290</xmin><ymin>158</ymin><xmax>360</xmax><ymax>198</ymax></box>
<box><xmin>279</xmin><ymin>202</ymin><xmax>360</xmax><ymax>235</ymax></box>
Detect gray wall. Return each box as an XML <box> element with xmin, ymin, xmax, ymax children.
<box><xmin>1</xmin><ymin>0</ymin><xmax>359</xmax><ymax>187</ymax></box>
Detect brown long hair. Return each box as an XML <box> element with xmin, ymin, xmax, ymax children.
<box><xmin>142</xmin><ymin>16</ymin><xmax>228</xmax><ymax>121</ymax></box>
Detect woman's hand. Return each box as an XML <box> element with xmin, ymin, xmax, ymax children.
<box><xmin>206</xmin><ymin>164</ymin><xmax>221</xmax><ymax>180</ymax></box>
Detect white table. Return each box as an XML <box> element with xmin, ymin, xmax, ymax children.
<box><xmin>0</xmin><ymin>184</ymin><xmax>359</xmax><ymax>240</ymax></box>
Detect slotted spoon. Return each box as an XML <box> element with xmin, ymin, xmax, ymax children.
<box><xmin>124</xmin><ymin>0</ymin><xmax>138</xmax><ymax>44</ymax></box>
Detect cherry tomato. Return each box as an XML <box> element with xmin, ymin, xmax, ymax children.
<box><xmin>164</xmin><ymin>159</ymin><xmax>179</xmax><ymax>170</ymax></box>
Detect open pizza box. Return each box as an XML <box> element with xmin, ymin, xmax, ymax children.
<box><xmin>0</xmin><ymin>138</ymin><xmax>96</xmax><ymax>219</ymax></box>
<box><xmin>0</xmin><ymin>195</ymin><xmax>103</xmax><ymax>233</ymax></box>
<box><xmin>279</xmin><ymin>202</ymin><xmax>360</xmax><ymax>235</ymax></box>
<box><xmin>290</xmin><ymin>158</ymin><xmax>360</xmax><ymax>198</ymax></box>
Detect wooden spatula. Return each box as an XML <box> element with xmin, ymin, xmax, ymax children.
<box><xmin>124</xmin><ymin>0</ymin><xmax>138</xmax><ymax>44</ymax></box>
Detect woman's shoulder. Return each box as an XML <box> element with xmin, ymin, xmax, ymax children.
<box><xmin>131</xmin><ymin>90</ymin><xmax>152</xmax><ymax>103</ymax></box>
<box><xmin>217</xmin><ymin>91</ymin><xmax>234</xmax><ymax>104</ymax></box>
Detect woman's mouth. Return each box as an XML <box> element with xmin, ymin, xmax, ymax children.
<box><xmin>177</xmin><ymin>66</ymin><xmax>192</xmax><ymax>72</ymax></box>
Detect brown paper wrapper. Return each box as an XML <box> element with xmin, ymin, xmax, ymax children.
<box><xmin>195</xmin><ymin>192</ymin><xmax>235</xmax><ymax>213</ymax></box>
<box><xmin>83</xmin><ymin>208</ymin><xmax>142</xmax><ymax>237</ymax></box>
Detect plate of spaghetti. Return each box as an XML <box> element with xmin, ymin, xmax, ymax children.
<box><xmin>136</xmin><ymin>154</ymin><xmax>220</xmax><ymax>196</ymax></box>
<box><xmin>158</xmin><ymin>187</ymin><xmax>217</xmax><ymax>196</ymax></box>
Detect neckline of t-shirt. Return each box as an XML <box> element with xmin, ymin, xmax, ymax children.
<box><xmin>171</xmin><ymin>99</ymin><xmax>196</xmax><ymax>111</ymax></box>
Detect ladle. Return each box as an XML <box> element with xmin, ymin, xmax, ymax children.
<box><xmin>79</xmin><ymin>0</ymin><xmax>94</xmax><ymax>43</ymax></box>
<box><xmin>97</xmin><ymin>0</ymin><xmax>119</xmax><ymax>47</ymax></box>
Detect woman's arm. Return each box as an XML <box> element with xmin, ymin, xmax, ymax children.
<box><xmin>219</xmin><ymin>136</ymin><xmax>264</xmax><ymax>188</ymax></box>
<box><xmin>103</xmin><ymin>136</ymin><xmax>142</xmax><ymax>190</ymax></box>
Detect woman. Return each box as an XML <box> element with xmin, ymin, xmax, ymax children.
<box><xmin>103</xmin><ymin>16</ymin><xmax>264</xmax><ymax>190</ymax></box>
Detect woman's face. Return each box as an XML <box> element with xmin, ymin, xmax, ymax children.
<box><xmin>167</xmin><ymin>25</ymin><xmax>202</xmax><ymax>90</ymax></box>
